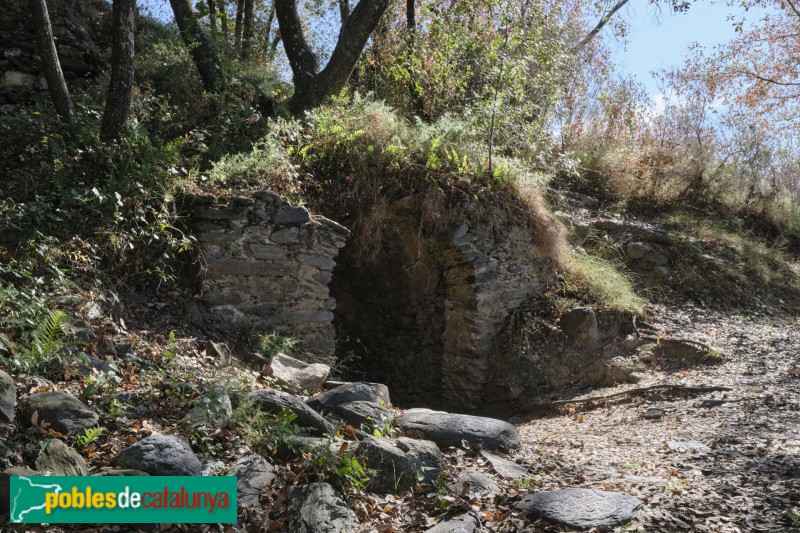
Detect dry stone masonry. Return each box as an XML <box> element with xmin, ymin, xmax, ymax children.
<box><xmin>188</xmin><ymin>191</ymin><xmax>556</xmax><ymax>413</ymax></box>
<box><xmin>186</xmin><ymin>191</ymin><xmax>349</xmax><ymax>361</ymax></box>
<box><xmin>331</xmin><ymin>196</ymin><xmax>556</xmax><ymax>412</ymax></box>
<box><xmin>1</xmin><ymin>0</ymin><xmax>109</xmax><ymax>111</ymax></box>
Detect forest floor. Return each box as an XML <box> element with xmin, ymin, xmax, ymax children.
<box><xmin>411</xmin><ymin>301</ymin><xmax>800</xmax><ymax>533</ymax></box>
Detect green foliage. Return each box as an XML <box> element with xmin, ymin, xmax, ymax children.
<box><xmin>208</xmin><ymin>134</ymin><xmax>299</xmax><ymax>196</ymax></box>
<box><xmin>1</xmin><ymin>309</ymin><xmax>80</xmax><ymax>376</ymax></box>
<box><xmin>259</xmin><ymin>333</ymin><xmax>301</xmax><ymax>359</ymax></box>
<box><xmin>233</xmin><ymin>403</ymin><xmax>311</xmax><ymax>456</ymax></box>
<box><xmin>75</xmin><ymin>426</ymin><xmax>103</xmax><ymax>448</ymax></box>
<box><xmin>81</xmin><ymin>370</ymin><xmax>122</xmax><ymax>400</ymax></box>
<box><xmin>359</xmin><ymin>0</ymin><xmax>566</xmax><ymax>156</ymax></box>
<box><xmin>307</xmin><ymin>443</ymin><xmax>371</xmax><ymax>494</ymax></box>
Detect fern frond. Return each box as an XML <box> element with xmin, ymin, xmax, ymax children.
<box><xmin>31</xmin><ymin>310</ymin><xmax>67</xmax><ymax>358</ymax></box>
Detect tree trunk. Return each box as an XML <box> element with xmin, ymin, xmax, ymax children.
<box><xmin>338</xmin><ymin>0</ymin><xmax>349</xmax><ymax>35</ymax></box>
<box><xmin>101</xmin><ymin>0</ymin><xmax>136</xmax><ymax>142</ymax></box>
<box><xmin>275</xmin><ymin>0</ymin><xmax>389</xmax><ymax>113</ymax></box>
<box><xmin>220</xmin><ymin>2</ymin><xmax>229</xmax><ymax>38</ymax></box>
<box><xmin>234</xmin><ymin>0</ymin><xmax>244</xmax><ymax>53</ymax></box>
<box><xmin>30</xmin><ymin>0</ymin><xmax>76</xmax><ymax>129</ymax></box>
<box><xmin>405</xmin><ymin>0</ymin><xmax>427</xmax><ymax>120</ymax></box>
<box><xmin>240</xmin><ymin>0</ymin><xmax>254</xmax><ymax>60</ymax></box>
<box><xmin>169</xmin><ymin>0</ymin><xmax>226</xmax><ymax>92</ymax></box>
<box><xmin>207</xmin><ymin>0</ymin><xmax>217</xmax><ymax>30</ymax></box>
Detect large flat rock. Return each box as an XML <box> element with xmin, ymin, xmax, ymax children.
<box><xmin>361</xmin><ymin>436</ymin><xmax>443</xmax><ymax>494</ymax></box>
<box><xmin>515</xmin><ymin>488</ymin><xmax>642</xmax><ymax>530</ymax></box>
<box><xmin>249</xmin><ymin>389</ymin><xmax>333</xmax><ymax>436</ymax></box>
<box><xmin>288</xmin><ymin>483</ymin><xmax>355</xmax><ymax>533</ymax></box>
<box><xmin>426</xmin><ymin>513</ymin><xmax>482</xmax><ymax>532</ymax></box>
<box><xmin>306</xmin><ymin>382</ymin><xmax>390</xmax><ymax>413</ymax></box>
<box><xmin>22</xmin><ymin>391</ymin><xmax>99</xmax><ymax>435</ymax></box>
<box><xmin>113</xmin><ymin>434</ymin><xmax>202</xmax><ymax>476</ymax></box>
<box><xmin>398</xmin><ymin>408</ymin><xmax>520</xmax><ymax>450</ymax></box>
<box><xmin>268</xmin><ymin>353</ymin><xmax>330</xmax><ymax>394</ymax></box>
<box><xmin>35</xmin><ymin>439</ymin><xmax>89</xmax><ymax>476</ymax></box>
<box><xmin>234</xmin><ymin>454</ymin><xmax>277</xmax><ymax>509</ymax></box>
<box><xmin>327</xmin><ymin>401</ymin><xmax>394</xmax><ymax>433</ymax></box>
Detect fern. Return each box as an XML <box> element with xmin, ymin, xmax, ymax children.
<box><xmin>75</xmin><ymin>426</ymin><xmax>103</xmax><ymax>447</ymax></box>
<box><xmin>31</xmin><ymin>310</ymin><xmax>67</xmax><ymax>359</ymax></box>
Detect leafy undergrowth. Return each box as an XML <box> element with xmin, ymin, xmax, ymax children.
<box><xmin>0</xmin><ymin>289</ymin><xmax>536</xmax><ymax>532</ymax></box>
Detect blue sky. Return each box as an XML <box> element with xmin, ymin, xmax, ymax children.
<box><xmin>139</xmin><ymin>0</ymin><xmax>769</xmax><ymax>103</ymax></box>
<box><xmin>608</xmin><ymin>1</ymin><xmax>771</xmax><ymax>99</ymax></box>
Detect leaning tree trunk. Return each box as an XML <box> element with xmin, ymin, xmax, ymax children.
<box><xmin>275</xmin><ymin>0</ymin><xmax>389</xmax><ymax>113</ymax></box>
<box><xmin>101</xmin><ymin>0</ymin><xmax>136</xmax><ymax>141</ymax></box>
<box><xmin>169</xmin><ymin>0</ymin><xmax>225</xmax><ymax>92</ymax></box>
<box><xmin>240</xmin><ymin>0</ymin><xmax>254</xmax><ymax>60</ymax></box>
<box><xmin>30</xmin><ymin>0</ymin><xmax>76</xmax><ymax>129</ymax></box>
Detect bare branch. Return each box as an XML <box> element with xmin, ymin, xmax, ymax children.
<box><xmin>736</xmin><ymin>69</ymin><xmax>800</xmax><ymax>87</ymax></box>
<box><xmin>784</xmin><ymin>0</ymin><xmax>800</xmax><ymax>20</ymax></box>
<box><xmin>574</xmin><ymin>0</ymin><xmax>632</xmax><ymax>52</ymax></box>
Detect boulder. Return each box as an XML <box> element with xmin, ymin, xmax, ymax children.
<box><xmin>450</xmin><ymin>470</ymin><xmax>500</xmax><ymax>496</ymax></box>
<box><xmin>268</xmin><ymin>353</ymin><xmax>330</xmax><ymax>394</ymax></box>
<box><xmin>361</xmin><ymin>436</ymin><xmax>443</xmax><ymax>494</ymax></box>
<box><xmin>0</xmin><ymin>370</ymin><xmax>16</xmax><ymax>424</ymax></box>
<box><xmin>306</xmin><ymin>382</ymin><xmax>391</xmax><ymax>413</ymax></box>
<box><xmin>515</xmin><ymin>488</ymin><xmax>642</xmax><ymax>530</ymax></box>
<box><xmin>559</xmin><ymin>307</ymin><xmax>599</xmax><ymax>344</ymax></box>
<box><xmin>113</xmin><ymin>434</ymin><xmax>202</xmax><ymax>476</ymax></box>
<box><xmin>427</xmin><ymin>513</ymin><xmax>482</xmax><ymax>532</ymax></box>
<box><xmin>35</xmin><ymin>439</ymin><xmax>89</xmax><ymax>476</ymax></box>
<box><xmin>274</xmin><ymin>206</ymin><xmax>311</xmax><ymax>224</ymax></box>
<box><xmin>398</xmin><ymin>409</ymin><xmax>520</xmax><ymax>451</ymax></box>
<box><xmin>184</xmin><ymin>386</ymin><xmax>232</xmax><ymax>427</ymax></box>
<box><xmin>327</xmin><ymin>401</ymin><xmax>394</xmax><ymax>433</ymax></box>
<box><xmin>274</xmin><ymin>435</ymin><xmax>354</xmax><ymax>462</ymax></box>
<box><xmin>479</xmin><ymin>450</ymin><xmax>528</xmax><ymax>479</ymax></box>
<box><xmin>22</xmin><ymin>391</ymin><xmax>99</xmax><ymax>435</ymax></box>
<box><xmin>234</xmin><ymin>454</ymin><xmax>278</xmax><ymax>509</ymax></box>
<box><xmin>288</xmin><ymin>483</ymin><xmax>356</xmax><ymax>533</ymax></box>
<box><xmin>249</xmin><ymin>389</ymin><xmax>333</xmax><ymax>436</ymax></box>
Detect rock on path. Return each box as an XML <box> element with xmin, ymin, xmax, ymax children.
<box><xmin>22</xmin><ymin>391</ymin><xmax>99</xmax><ymax>435</ymax></box>
<box><xmin>398</xmin><ymin>408</ymin><xmax>520</xmax><ymax>450</ymax></box>
<box><xmin>515</xmin><ymin>488</ymin><xmax>642</xmax><ymax>530</ymax></box>
<box><xmin>306</xmin><ymin>382</ymin><xmax>390</xmax><ymax>413</ymax></box>
<box><xmin>113</xmin><ymin>434</ymin><xmax>202</xmax><ymax>476</ymax></box>
<box><xmin>249</xmin><ymin>389</ymin><xmax>333</xmax><ymax>435</ymax></box>
<box><xmin>288</xmin><ymin>483</ymin><xmax>355</xmax><ymax>533</ymax></box>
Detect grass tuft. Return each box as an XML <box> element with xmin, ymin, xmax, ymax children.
<box><xmin>566</xmin><ymin>249</ymin><xmax>646</xmax><ymax>313</ymax></box>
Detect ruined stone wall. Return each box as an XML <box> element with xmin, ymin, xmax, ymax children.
<box><xmin>0</xmin><ymin>0</ymin><xmax>110</xmax><ymax>112</ymax></box>
<box><xmin>331</xmin><ymin>197</ymin><xmax>557</xmax><ymax>413</ymax></box>
<box><xmin>185</xmin><ymin>192</ymin><xmax>349</xmax><ymax>363</ymax></box>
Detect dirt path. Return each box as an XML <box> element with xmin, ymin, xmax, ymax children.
<box><xmin>506</xmin><ymin>303</ymin><xmax>800</xmax><ymax>532</ymax></box>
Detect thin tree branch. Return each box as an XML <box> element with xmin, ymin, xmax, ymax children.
<box><xmin>784</xmin><ymin>0</ymin><xmax>800</xmax><ymax>20</ymax></box>
<box><xmin>737</xmin><ymin>69</ymin><xmax>800</xmax><ymax>86</ymax></box>
<box><xmin>574</xmin><ymin>0</ymin><xmax>632</xmax><ymax>52</ymax></box>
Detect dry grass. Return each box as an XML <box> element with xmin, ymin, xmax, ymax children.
<box><xmin>565</xmin><ymin>248</ymin><xmax>647</xmax><ymax>313</ymax></box>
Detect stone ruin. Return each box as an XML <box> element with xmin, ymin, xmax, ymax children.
<box><xmin>187</xmin><ymin>191</ymin><xmax>557</xmax><ymax>414</ymax></box>
<box><xmin>1</xmin><ymin>0</ymin><xmax>110</xmax><ymax>112</ymax></box>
